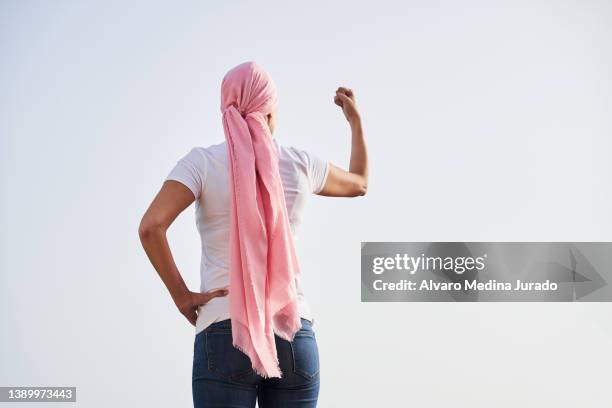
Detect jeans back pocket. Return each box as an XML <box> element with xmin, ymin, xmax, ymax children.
<box><xmin>205</xmin><ymin>328</ymin><xmax>255</xmax><ymax>381</ymax></box>
<box><xmin>291</xmin><ymin>331</ymin><xmax>320</xmax><ymax>380</ymax></box>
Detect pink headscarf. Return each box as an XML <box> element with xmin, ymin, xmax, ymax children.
<box><xmin>221</xmin><ymin>61</ymin><xmax>302</xmax><ymax>378</ymax></box>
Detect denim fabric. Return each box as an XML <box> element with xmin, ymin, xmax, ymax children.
<box><xmin>192</xmin><ymin>318</ymin><xmax>320</xmax><ymax>408</ymax></box>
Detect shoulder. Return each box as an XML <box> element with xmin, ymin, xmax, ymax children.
<box><xmin>170</xmin><ymin>141</ymin><xmax>226</xmax><ymax>175</ymax></box>
<box><xmin>278</xmin><ymin>142</ymin><xmax>326</xmax><ymax>170</ymax></box>
<box><xmin>279</xmin><ymin>143</ymin><xmax>305</xmax><ymax>160</ymax></box>
<box><xmin>201</xmin><ymin>140</ymin><xmax>227</xmax><ymax>156</ymax></box>
<box><xmin>177</xmin><ymin>141</ymin><xmax>227</xmax><ymax>166</ymax></box>
<box><xmin>278</xmin><ymin>142</ymin><xmax>330</xmax><ymax>194</ymax></box>
<box><xmin>278</xmin><ymin>143</ymin><xmax>316</xmax><ymax>168</ymax></box>
<box><xmin>189</xmin><ymin>140</ymin><xmax>227</xmax><ymax>159</ymax></box>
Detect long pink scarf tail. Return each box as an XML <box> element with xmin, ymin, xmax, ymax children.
<box><xmin>221</xmin><ymin>61</ymin><xmax>301</xmax><ymax>378</ymax></box>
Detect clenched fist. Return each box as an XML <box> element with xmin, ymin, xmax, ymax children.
<box><xmin>334</xmin><ymin>87</ymin><xmax>360</xmax><ymax>124</ymax></box>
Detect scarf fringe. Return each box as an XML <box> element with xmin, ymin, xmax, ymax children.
<box><xmin>232</xmin><ymin>339</ymin><xmax>283</xmax><ymax>379</ymax></box>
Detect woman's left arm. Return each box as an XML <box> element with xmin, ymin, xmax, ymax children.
<box><xmin>318</xmin><ymin>87</ymin><xmax>369</xmax><ymax>197</ymax></box>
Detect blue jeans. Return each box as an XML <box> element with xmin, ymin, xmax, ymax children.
<box><xmin>192</xmin><ymin>318</ymin><xmax>320</xmax><ymax>408</ymax></box>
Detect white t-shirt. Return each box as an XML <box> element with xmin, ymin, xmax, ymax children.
<box><xmin>165</xmin><ymin>138</ymin><xmax>330</xmax><ymax>334</ymax></box>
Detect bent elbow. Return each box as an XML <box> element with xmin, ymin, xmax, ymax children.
<box><xmin>138</xmin><ymin>216</ymin><xmax>165</xmax><ymax>240</ymax></box>
<box><xmin>355</xmin><ymin>178</ymin><xmax>368</xmax><ymax>197</ymax></box>
<box><xmin>359</xmin><ymin>184</ymin><xmax>368</xmax><ymax>196</ymax></box>
<box><xmin>346</xmin><ymin>182</ymin><xmax>367</xmax><ymax>197</ymax></box>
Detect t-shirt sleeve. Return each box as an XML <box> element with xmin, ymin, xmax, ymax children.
<box><xmin>165</xmin><ymin>147</ymin><xmax>206</xmax><ymax>199</ymax></box>
<box><xmin>300</xmin><ymin>149</ymin><xmax>330</xmax><ymax>194</ymax></box>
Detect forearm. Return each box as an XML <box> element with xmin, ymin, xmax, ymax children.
<box><xmin>318</xmin><ymin>86</ymin><xmax>369</xmax><ymax>197</ymax></box>
<box><xmin>348</xmin><ymin>116</ymin><xmax>368</xmax><ymax>179</ymax></box>
<box><xmin>139</xmin><ymin>225</ymin><xmax>190</xmax><ymax>305</ymax></box>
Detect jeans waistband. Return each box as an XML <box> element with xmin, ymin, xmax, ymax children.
<box><xmin>208</xmin><ymin>317</ymin><xmax>313</xmax><ymax>330</ymax></box>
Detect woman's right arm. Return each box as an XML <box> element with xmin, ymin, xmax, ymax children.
<box><xmin>138</xmin><ymin>180</ymin><xmax>228</xmax><ymax>326</ymax></box>
<box><xmin>318</xmin><ymin>87</ymin><xmax>368</xmax><ymax>197</ymax></box>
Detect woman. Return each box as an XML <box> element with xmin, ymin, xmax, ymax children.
<box><xmin>138</xmin><ymin>61</ymin><xmax>368</xmax><ymax>408</ymax></box>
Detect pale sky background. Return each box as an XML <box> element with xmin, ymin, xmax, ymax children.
<box><xmin>1</xmin><ymin>1</ymin><xmax>612</xmax><ymax>407</ymax></box>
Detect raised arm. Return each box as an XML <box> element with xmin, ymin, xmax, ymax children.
<box><xmin>138</xmin><ymin>180</ymin><xmax>227</xmax><ymax>326</ymax></box>
<box><xmin>318</xmin><ymin>87</ymin><xmax>368</xmax><ymax>197</ymax></box>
